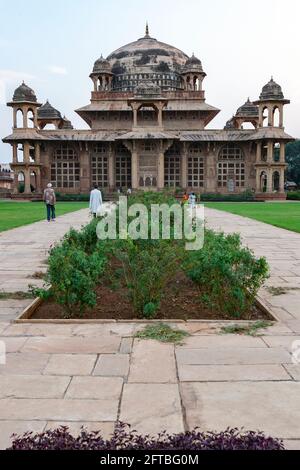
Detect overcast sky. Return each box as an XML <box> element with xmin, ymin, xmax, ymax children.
<box><xmin>0</xmin><ymin>0</ymin><xmax>299</xmax><ymax>163</ymax></box>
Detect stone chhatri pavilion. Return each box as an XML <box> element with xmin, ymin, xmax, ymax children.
<box><xmin>3</xmin><ymin>25</ymin><xmax>294</xmax><ymax>199</ymax></box>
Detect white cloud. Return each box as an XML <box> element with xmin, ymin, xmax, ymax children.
<box><xmin>47</xmin><ymin>65</ymin><xmax>67</xmax><ymax>75</ymax></box>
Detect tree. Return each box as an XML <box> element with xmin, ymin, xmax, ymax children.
<box><xmin>286</xmin><ymin>140</ymin><xmax>300</xmax><ymax>185</ymax></box>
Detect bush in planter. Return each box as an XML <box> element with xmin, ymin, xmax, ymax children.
<box><xmin>115</xmin><ymin>238</ymin><xmax>182</xmax><ymax>318</ymax></box>
<box><xmin>8</xmin><ymin>422</ymin><xmax>284</xmax><ymax>450</ymax></box>
<box><xmin>183</xmin><ymin>230</ymin><xmax>269</xmax><ymax>318</ymax></box>
<box><xmin>65</xmin><ymin>218</ymin><xmax>100</xmax><ymax>254</ymax></box>
<box><xmin>38</xmin><ymin>242</ymin><xmax>106</xmax><ymax>317</ymax></box>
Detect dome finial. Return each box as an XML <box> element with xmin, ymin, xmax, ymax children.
<box><xmin>145</xmin><ymin>21</ymin><xmax>149</xmax><ymax>37</ymax></box>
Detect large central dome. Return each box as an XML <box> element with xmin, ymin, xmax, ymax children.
<box><xmin>103</xmin><ymin>27</ymin><xmax>191</xmax><ymax>92</ymax></box>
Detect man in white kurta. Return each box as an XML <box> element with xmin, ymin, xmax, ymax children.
<box><xmin>89</xmin><ymin>185</ymin><xmax>103</xmax><ymax>217</ymax></box>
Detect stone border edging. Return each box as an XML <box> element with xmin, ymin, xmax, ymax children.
<box><xmin>13</xmin><ymin>296</ymin><xmax>277</xmax><ymax>325</ymax></box>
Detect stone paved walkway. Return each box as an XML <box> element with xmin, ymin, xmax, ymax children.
<box><xmin>0</xmin><ymin>208</ymin><xmax>91</xmax><ymax>321</ymax></box>
<box><xmin>0</xmin><ymin>207</ymin><xmax>300</xmax><ymax>450</ymax></box>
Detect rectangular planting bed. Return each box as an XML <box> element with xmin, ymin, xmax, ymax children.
<box><xmin>16</xmin><ymin>192</ymin><xmax>274</xmax><ymax>325</ymax></box>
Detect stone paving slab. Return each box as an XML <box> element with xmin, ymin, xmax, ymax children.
<box><xmin>25</xmin><ymin>324</ymin><xmax>76</xmax><ymax>337</ymax></box>
<box><xmin>0</xmin><ymin>300</ymin><xmax>32</xmax><ymax>309</ymax></box>
<box><xmin>23</xmin><ymin>336</ymin><xmax>121</xmax><ymax>354</ymax></box>
<box><xmin>181</xmin><ymin>382</ymin><xmax>300</xmax><ymax>439</ymax></box>
<box><xmin>128</xmin><ymin>340</ymin><xmax>177</xmax><ymax>383</ymax></box>
<box><xmin>0</xmin><ymin>353</ymin><xmax>50</xmax><ymax>375</ymax></box>
<box><xmin>0</xmin><ymin>420</ymin><xmax>46</xmax><ymax>450</ymax></box>
<box><xmin>0</xmin><ymin>375</ymin><xmax>71</xmax><ymax>399</ymax></box>
<box><xmin>0</xmin><ymin>398</ymin><xmax>119</xmax><ymax>422</ymax></box>
<box><xmin>287</xmin><ymin>320</ymin><xmax>300</xmax><ymax>334</ymax></box>
<box><xmin>0</xmin><ymin>337</ymin><xmax>27</xmax><ymax>353</ymax></box>
<box><xmin>178</xmin><ymin>335</ymin><xmax>266</xmax><ymax>349</ymax></box>
<box><xmin>283</xmin><ymin>364</ymin><xmax>300</xmax><ymax>381</ymax></box>
<box><xmin>65</xmin><ymin>377</ymin><xmax>123</xmax><ymax>400</ymax></box>
<box><xmin>178</xmin><ymin>364</ymin><xmax>290</xmax><ymax>382</ymax></box>
<box><xmin>283</xmin><ymin>440</ymin><xmax>300</xmax><ymax>450</ymax></box>
<box><xmin>176</xmin><ymin>347</ymin><xmax>292</xmax><ymax>365</ymax></box>
<box><xmin>93</xmin><ymin>354</ymin><xmax>130</xmax><ymax>377</ymax></box>
<box><xmin>119</xmin><ymin>337</ymin><xmax>133</xmax><ymax>354</ymax></box>
<box><xmin>263</xmin><ymin>336</ymin><xmax>300</xmax><ymax>350</ymax></box>
<box><xmin>120</xmin><ymin>384</ymin><xmax>184</xmax><ymax>435</ymax></box>
<box><xmin>44</xmin><ymin>354</ymin><xmax>97</xmax><ymax>376</ymax></box>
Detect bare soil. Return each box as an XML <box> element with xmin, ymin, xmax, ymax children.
<box><xmin>31</xmin><ymin>270</ymin><xmax>272</xmax><ymax>321</ymax></box>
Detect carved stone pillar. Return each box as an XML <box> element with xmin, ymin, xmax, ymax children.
<box><xmin>157</xmin><ymin>150</ymin><xmax>164</xmax><ymax>189</ymax></box>
<box><xmin>128</xmin><ymin>141</ymin><xmax>138</xmax><ymax>189</ymax></box>
<box><xmin>255</xmin><ymin>169</ymin><xmax>261</xmax><ymax>192</ymax></box>
<box><xmin>23</xmin><ymin>142</ymin><xmax>30</xmax><ymax>164</ymax></box>
<box><xmin>181</xmin><ymin>143</ymin><xmax>187</xmax><ymax>188</ymax></box>
<box><xmin>267</xmin><ymin>141</ymin><xmax>273</xmax><ymax>163</ymax></box>
<box><xmin>13</xmin><ymin>172</ymin><xmax>18</xmax><ymax>194</ymax></box>
<box><xmin>36</xmin><ymin>168</ymin><xmax>42</xmax><ymax>192</ymax></box>
<box><xmin>279</xmin><ymin>168</ymin><xmax>285</xmax><ymax>193</ymax></box>
<box><xmin>23</xmin><ymin>107</ymin><xmax>28</xmax><ymax>128</ymax></box>
<box><xmin>35</xmin><ymin>143</ymin><xmax>41</xmax><ymax>164</ymax></box>
<box><xmin>24</xmin><ymin>168</ymin><xmax>31</xmax><ymax>194</ymax></box>
<box><xmin>267</xmin><ymin>168</ymin><xmax>273</xmax><ymax>193</ymax></box>
<box><xmin>256</xmin><ymin>142</ymin><xmax>262</xmax><ymax>163</ymax></box>
<box><xmin>108</xmin><ymin>143</ymin><xmax>115</xmax><ymax>189</ymax></box>
<box><xmin>280</xmin><ymin>143</ymin><xmax>285</xmax><ymax>163</ymax></box>
<box><xmin>12</xmin><ymin>144</ymin><xmax>17</xmax><ymax>164</ymax></box>
<box><xmin>13</xmin><ymin>108</ymin><xmax>17</xmax><ymax>129</ymax></box>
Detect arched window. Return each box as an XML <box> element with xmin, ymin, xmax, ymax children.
<box><xmin>273</xmin><ymin>143</ymin><xmax>281</xmax><ymax>162</ymax></box>
<box><xmin>51</xmin><ymin>145</ymin><xmax>80</xmax><ymax>189</ymax></box>
<box><xmin>273</xmin><ymin>107</ymin><xmax>280</xmax><ymax>127</ymax></box>
<box><xmin>27</xmin><ymin>109</ymin><xmax>35</xmax><ymax>129</ymax></box>
<box><xmin>218</xmin><ymin>144</ymin><xmax>245</xmax><ymax>190</ymax></box>
<box><xmin>273</xmin><ymin>171</ymin><xmax>280</xmax><ymax>191</ymax></box>
<box><xmin>262</xmin><ymin>107</ymin><xmax>269</xmax><ymax>127</ymax></box>
<box><xmin>30</xmin><ymin>171</ymin><xmax>37</xmax><ymax>191</ymax></box>
<box><xmin>17</xmin><ymin>171</ymin><xmax>25</xmax><ymax>193</ymax></box>
<box><xmin>17</xmin><ymin>144</ymin><xmax>24</xmax><ymax>163</ymax></box>
<box><xmin>260</xmin><ymin>171</ymin><xmax>267</xmax><ymax>192</ymax></box>
<box><xmin>16</xmin><ymin>109</ymin><xmax>23</xmax><ymax>128</ymax></box>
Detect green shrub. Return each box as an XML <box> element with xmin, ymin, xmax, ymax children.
<box><xmin>183</xmin><ymin>230</ymin><xmax>269</xmax><ymax>318</ymax></box>
<box><xmin>55</xmin><ymin>193</ymin><xmax>90</xmax><ymax>202</ymax></box>
<box><xmin>127</xmin><ymin>191</ymin><xmax>177</xmax><ymax>209</ymax></box>
<box><xmin>39</xmin><ymin>243</ymin><xmax>106</xmax><ymax>317</ymax></box>
<box><xmin>287</xmin><ymin>191</ymin><xmax>300</xmax><ymax>200</ymax></box>
<box><xmin>115</xmin><ymin>238</ymin><xmax>181</xmax><ymax>318</ymax></box>
<box><xmin>201</xmin><ymin>190</ymin><xmax>255</xmax><ymax>202</ymax></box>
<box><xmin>64</xmin><ymin>218</ymin><xmax>99</xmax><ymax>254</ymax></box>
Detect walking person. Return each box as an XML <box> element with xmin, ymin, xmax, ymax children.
<box><xmin>89</xmin><ymin>184</ymin><xmax>103</xmax><ymax>218</ymax></box>
<box><xmin>182</xmin><ymin>191</ymin><xmax>189</xmax><ymax>206</ymax></box>
<box><xmin>189</xmin><ymin>192</ymin><xmax>197</xmax><ymax>209</ymax></box>
<box><xmin>44</xmin><ymin>183</ymin><xmax>56</xmax><ymax>222</ymax></box>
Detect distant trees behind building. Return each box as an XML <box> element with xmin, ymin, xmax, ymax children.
<box><xmin>286</xmin><ymin>140</ymin><xmax>300</xmax><ymax>186</ymax></box>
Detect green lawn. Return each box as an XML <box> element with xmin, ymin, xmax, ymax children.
<box><xmin>205</xmin><ymin>202</ymin><xmax>300</xmax><ymax>233</ymax></box>
<box><xmin>0</xmin><ymin>201</ymin><xmax>88</xmax><ymax>232</ymax></box>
